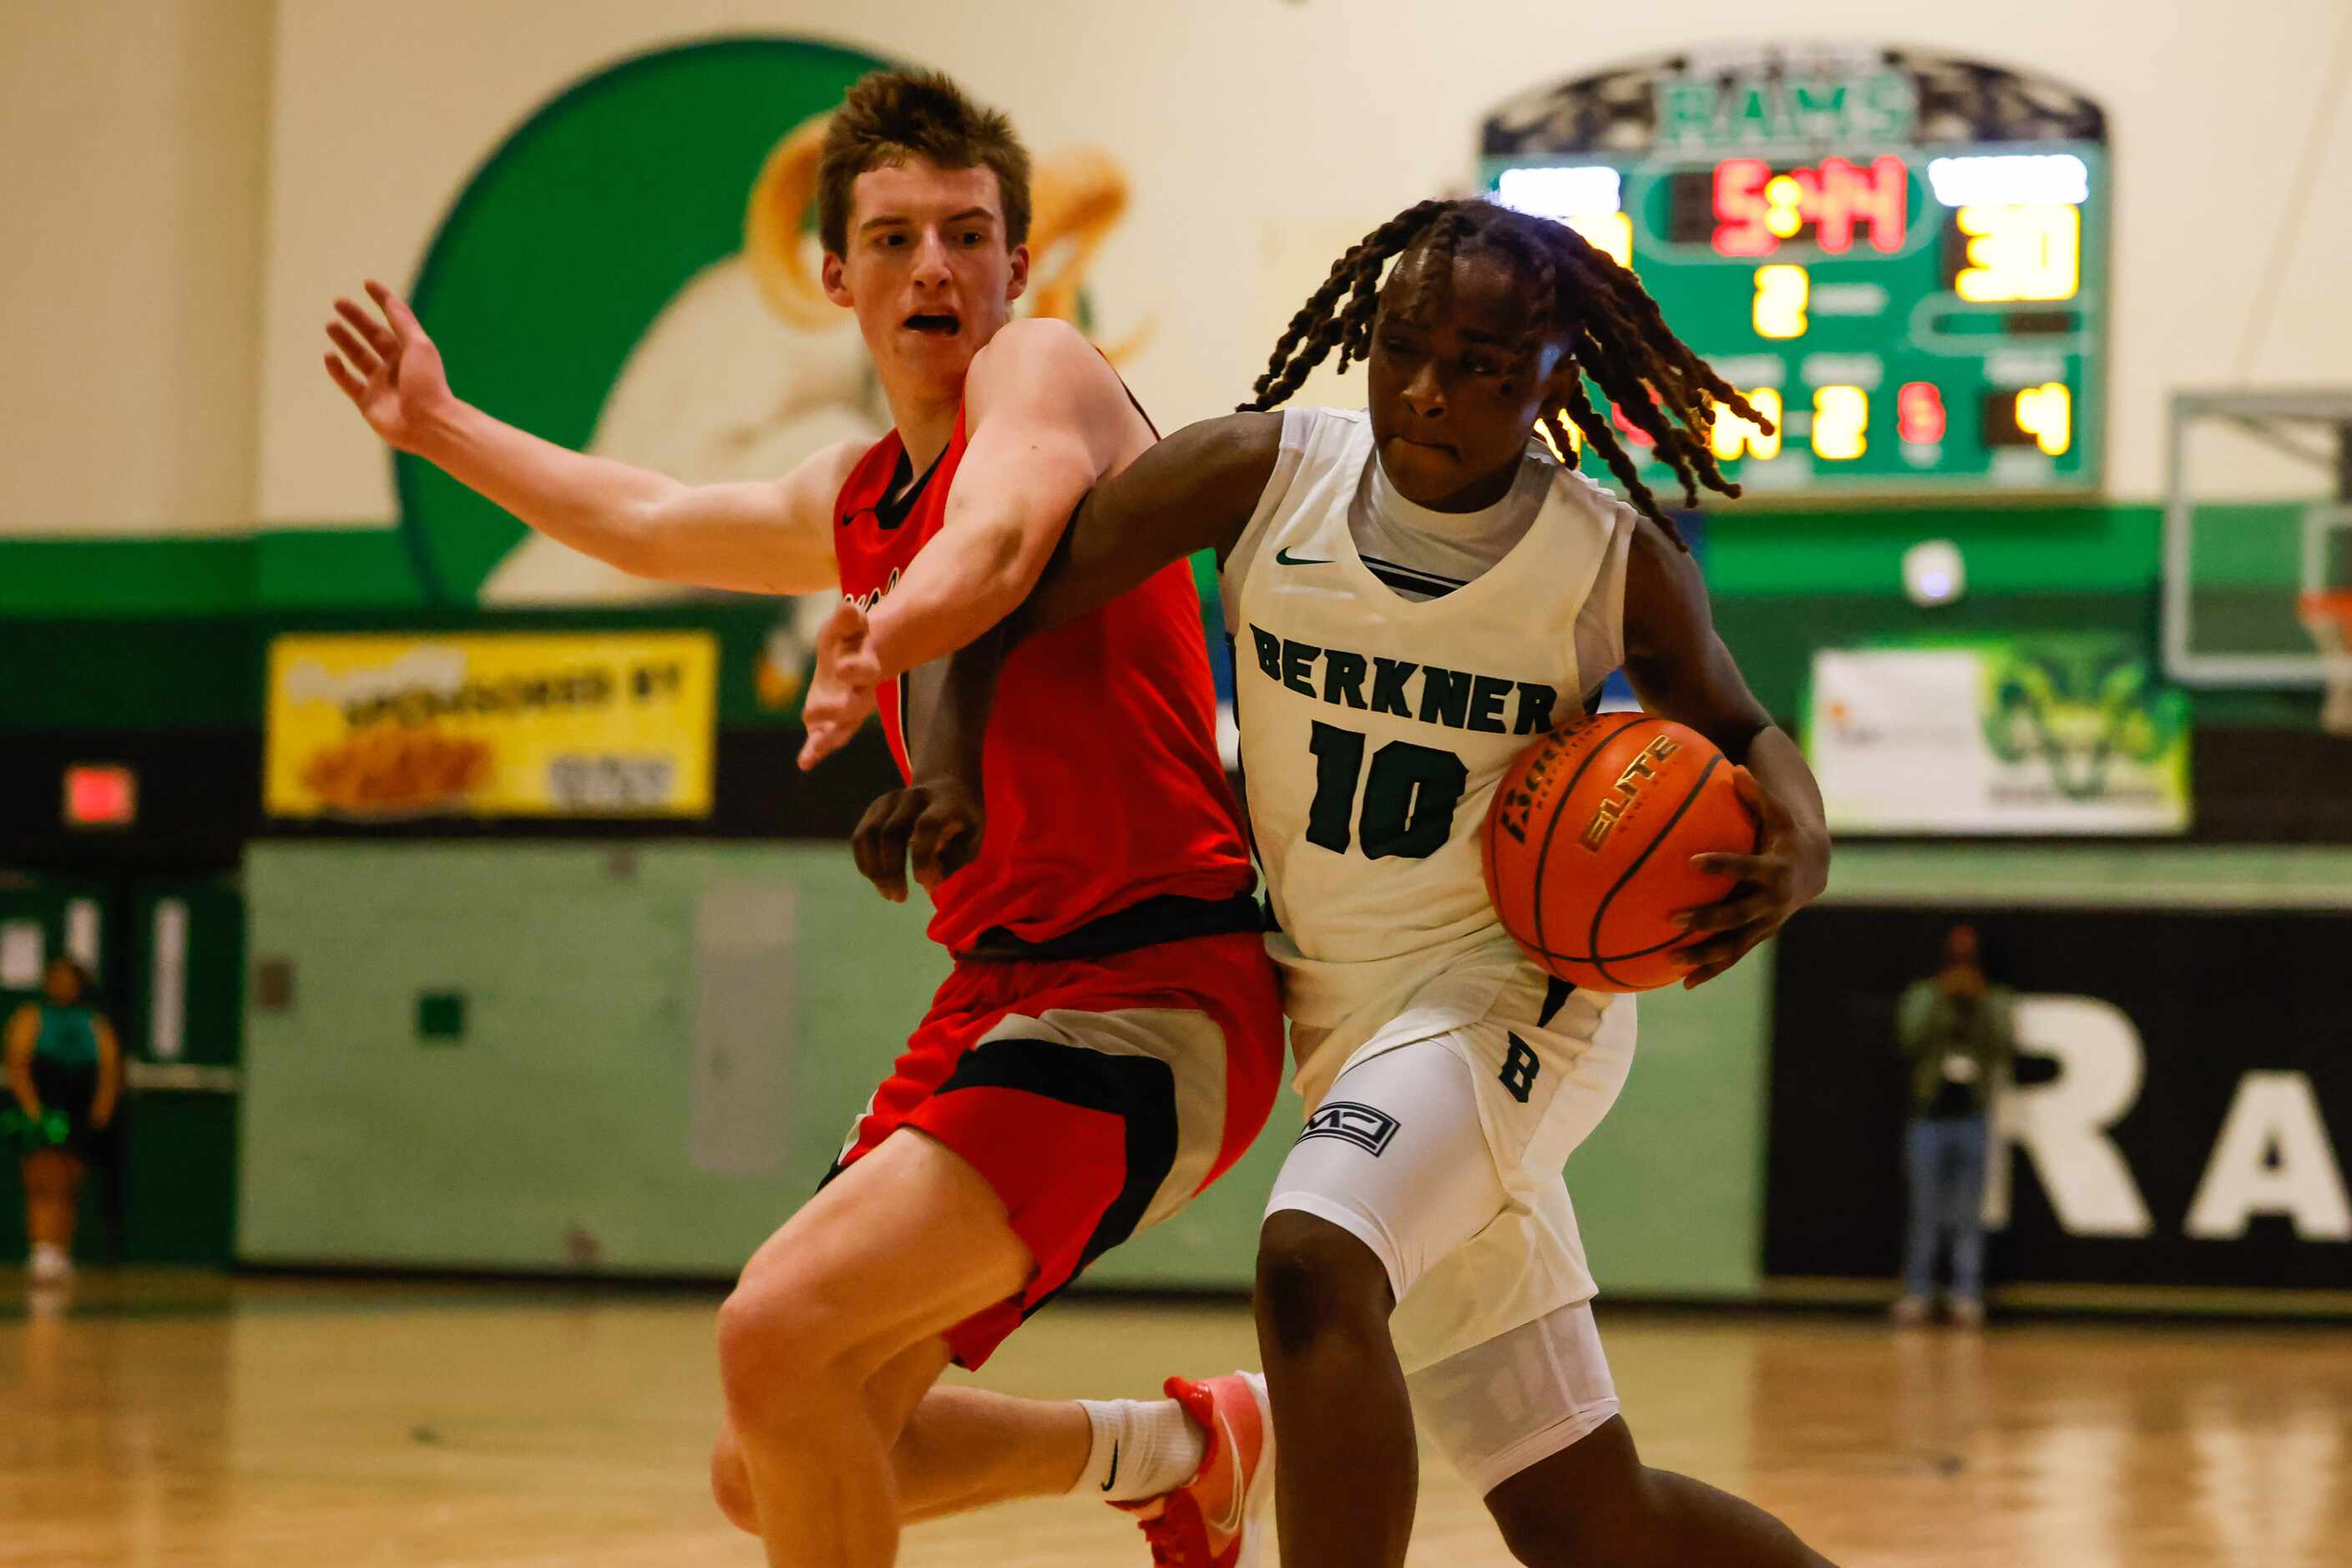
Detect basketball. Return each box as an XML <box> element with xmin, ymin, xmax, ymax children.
<box><xmin>1483</xmin><ymin>714</ymin><xmax>1758</xmax><ymax>993</ymax></box>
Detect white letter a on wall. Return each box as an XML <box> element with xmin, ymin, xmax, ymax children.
<box><xmin>2185</xmin><ymin>1072</ymin><xmax>2352</xmax><ymax>1242</ymax></box>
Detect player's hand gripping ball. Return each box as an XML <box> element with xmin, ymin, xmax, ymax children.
<box><xmin>1483</xmin><ymin>715</ymin><xmax>1758</xmax><ymax>992</ymax></box>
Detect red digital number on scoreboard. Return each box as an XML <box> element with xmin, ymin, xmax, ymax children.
<box><xmin>1897</xmin><ymin>382</ymin><xmax>1947</xmax><ymax>445</ymax></box>
<box><xmin>1712</xmin><ymin>155</ymin><xmax>1907</xmax><ymax>258</ymax></box>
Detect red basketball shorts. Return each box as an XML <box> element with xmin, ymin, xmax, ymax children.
<box><xmin>826</xmin><ymin>928</ymin><xmax>1282</xmax><ymax>1369</ymax></box>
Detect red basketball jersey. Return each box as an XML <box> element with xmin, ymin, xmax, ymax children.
<box><xmin>832</xmin><ymin>410</ymin><xmax>1255</xmax><ymax>953</ymax></box>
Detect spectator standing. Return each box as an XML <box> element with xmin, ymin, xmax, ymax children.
<box><xmin>5</xmin><ymin>958</ymin><xmax>121</xmax><ymax>1285</ymax></box>
<box><xmin>1893</xmin><ymin>925</ymin><xmax>2015</xmax><ymax>1328</ymax></box>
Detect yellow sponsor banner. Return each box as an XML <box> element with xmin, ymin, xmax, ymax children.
<box><xmin>266</xmin><ymin>633</ymin><xmax>716</xmax><ymax>819</ymax></box>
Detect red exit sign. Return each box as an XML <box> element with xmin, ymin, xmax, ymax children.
<box><xmin>63</xmin><ymin>765</ymin><xmax>137</xmax><ymax>827</ymax></box>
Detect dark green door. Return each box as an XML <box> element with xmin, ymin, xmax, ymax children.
<box><xmin>119</xmin><ymin>880</ymin><xmax>244</xmax><ymax>1264</ymax></box>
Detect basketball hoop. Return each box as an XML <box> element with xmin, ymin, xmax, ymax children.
<box><xmin>2297</xmin><ymin>590</ymin><xmax>2352</xmax><ymax>735</ymax></box>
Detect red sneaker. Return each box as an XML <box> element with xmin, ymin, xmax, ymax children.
<box><xmin>1113</xmin><ymin>1371</ymin><xmax>1275</xmax><ymax>1567</ymax></box>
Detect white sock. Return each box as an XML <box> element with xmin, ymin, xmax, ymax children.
<box><xmin>1072</xmin><ymin>1395</ymin><xmax>1207</xmax><ymax>1503</ymax></box>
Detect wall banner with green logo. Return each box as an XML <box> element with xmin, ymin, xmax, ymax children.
<box><xmin>1804</xmin><ymin>635</ymin><xmax>2189</xmax><ymax>834</ymax></box>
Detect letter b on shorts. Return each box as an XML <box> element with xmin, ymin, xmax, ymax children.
<box><xmin>1500</xmin><ymin>1034</ymin><xmax>1541</xmax><ymax>1105</ymax></box>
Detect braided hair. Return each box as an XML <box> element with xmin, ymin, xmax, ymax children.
<box><xmin>1243</xmin><ymin>198</ymin><xmax>1773</xmax><ymax>545</ymax></box>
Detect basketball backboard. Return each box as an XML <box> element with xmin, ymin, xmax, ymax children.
<box><xmin>2162</xmin><ymin>388</ymin><xmax>2352</xmax><ymax>698</ymax></box>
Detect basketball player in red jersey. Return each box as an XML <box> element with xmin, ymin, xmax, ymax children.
<box><xmin>323</xmin><ymin>70</ymin><xmax>1282</xmax><ymax>1568</ymax></box>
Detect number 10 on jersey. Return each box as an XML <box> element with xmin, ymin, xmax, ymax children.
<box><xmin>1305</xmin><ymin>721</ymin><xmax>1469</xmax><ymax>860</ymax></box>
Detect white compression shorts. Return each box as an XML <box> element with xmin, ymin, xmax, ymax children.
<box><xmin>1265</xmin><ymin>1035</ymin><xmax>1623</xmax><ymax>1491</ymax></box>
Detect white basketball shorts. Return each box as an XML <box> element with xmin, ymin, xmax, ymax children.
<box><xmin>1263</xmin><ymin>981</ymin><xmax>1635</xmax><ymax>1490</ymax></box>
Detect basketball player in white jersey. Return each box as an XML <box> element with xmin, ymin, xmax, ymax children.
<box><xmin>807</xmin><ymin>197</ymin><xmax>1839</xmax><ymax>1565</ymax></box>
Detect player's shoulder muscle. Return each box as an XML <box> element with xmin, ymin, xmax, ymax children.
<box><xmin>966</xmin><ymin>318</ymin><xmax>1132</xmax><ymax>443</ymax></box>
<box><xmin>807</xmin><ymin>434</ymin><xmax>873</xmax><ymax>493</ymax></box>
<box><xmin>778</xmin><ymin>435</ymin><xmax>874</xmax><ymax>527</ymax></box>
<box><xmin>1621</xmin><ymin>512</ymin><xmax>1710</xmax><ymax>657</ymax></box>
<box><xmin>969</xmin><ymin>315</ymin><xmax>1106</xmax><ymax>390</ymax></box>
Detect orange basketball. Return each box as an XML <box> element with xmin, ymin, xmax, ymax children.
<box><xmin>1482</xmin><ymin>714</ymin><xmax>1758</xmax><ymax>993</ymax></box>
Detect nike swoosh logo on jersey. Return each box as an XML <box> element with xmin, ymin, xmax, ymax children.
<box><xmin>1208</xmin><ymin>1411</ymin><xmax>1246</xmax><ymax>1535</ymax></box>
<box><xmin>1274</xmin><ymin>546</ymin><xmax>1331</xmax><ymax>566</ymax></box>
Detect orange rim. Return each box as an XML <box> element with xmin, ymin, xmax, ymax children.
<box><xmin>2298</xmin><ymin>589</ymin><xmax>2352</xmax><ymax>626</ymax></box>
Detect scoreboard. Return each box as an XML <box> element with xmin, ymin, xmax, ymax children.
<box><xmin>1481</xmin><ymin>47</ymin><xmax>2108</xmax><ymax>497</ymax></box>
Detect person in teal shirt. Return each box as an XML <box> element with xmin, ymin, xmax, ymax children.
<box><xmin>6</xmin><ymin>957</ymin><xmax>122</xmax><ymax>1285</ymax></box>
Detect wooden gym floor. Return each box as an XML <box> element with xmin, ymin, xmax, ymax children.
<box><xmin>5</xmin><ymin>1271</ymin><xmax>2347</xmax><ymax>1566</ymax></box>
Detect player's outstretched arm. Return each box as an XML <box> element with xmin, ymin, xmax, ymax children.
<box><xmin>322</xmin><ymin>281</ymin><xmax>845</xmax><ymax>595</ymax></box>
<box><xmin>824</xmin><ymin>406</ymin><xmax>1283</xmax><ymax>874</ymax></box>
<box><xmin>1010</xmin><ymin>409</ymin><xmax>1282</xmax><ymax>637</ymax></box>
<box><xmin>1618</xmin><ymin>515</ymin><xmax>1831</xmax><ymax>987</ymax></box>
<box><xmin>853</xmin><ymin>318</ymin><xmax>1147</xmax><ymax>680</ymax></box>
<box><xmin>797</xmin><ymin>407</ymin><xmax>1280</xmax><ymax>770</ymax></box>
<box><xmin>834</xmin><ymin>410</ymin><xmax>1284</xmax><ymax>867</ymax></box>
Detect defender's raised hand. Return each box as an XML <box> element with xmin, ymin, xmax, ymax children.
<box><xmin>322</xmin><ymin>281</ymin><xmax>454</xmax><ymax>453</ymax></box>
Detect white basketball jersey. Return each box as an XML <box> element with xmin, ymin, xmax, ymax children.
<box><xmin>1223</xmin><ymin>407</ymin><xmax>1638</xmax><ymax>1095</ymax></box>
